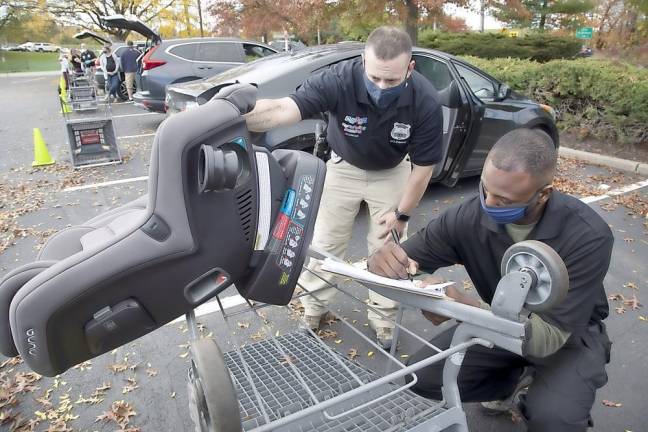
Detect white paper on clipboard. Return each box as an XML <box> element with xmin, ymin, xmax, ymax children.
<box><xmin>320</xmin><ymin>258</ymin><xmax>454</xmax><ymax>298</ymax></box>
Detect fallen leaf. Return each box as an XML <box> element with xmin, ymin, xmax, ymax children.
<box><xmin>237</xmin><ymin>322</ymin><xmax>250</xmax><ymax>329</ymax></box>
<box><xmin>602</xmin><ymin>400</ymin><xmax>622</xmax><ymax>407</ymax></box>
<box><xmin>334</xmin><ymin>339</ymin><xmax>342</xmax><ymax>344</ymax></box>
<box><xmin>146</xmin><ymin>368</ymin><xmax>158</xmax><ymax>378</ymax></box>
<box><xmin>615</xmin><ymin>306</ymin><xmax>626</xmax><ymax>314</ymax></box>
<box><xmin>279</xmin><ymin>355</ymin><xmax>296</xmax><ymax>366</ymax></box>
<box><xmin>108</xmin><ymin>363</ymin><xmax>128</xmax><ymax>374</ymax></box>
<box><xmin>178</xmin><ymin>352</ymin><xmax>189</xmax><ymax>359</ymax></box>
<box><xmin>367</xmin><ymin>351</ymin><xmax>375</xmax><ymax>357</ymax></box>
<box><xmin>347</xmin><ymin>349</ymin><xmax>359</xmax><ymax>360</ymax></box>
<box><xmin>316</xmin><ymin>329</ymin><xmax>338</xmax><ymax>340</ymax></box>
<box><xmin>623</xmin><ymin>294</ymin><xmax>643</xmax><ymax>311</ymax></box>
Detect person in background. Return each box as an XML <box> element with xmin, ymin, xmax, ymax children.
<box><xmin>59</xmin><ymin>49</ymin><xmax>70</xmax><ymax>90</ymax></box>
<box><xmin>99</xmin><ymin>44</ymin><xmax>121</xmax><ymax>103</ymax></box>
<box><xmin>70</xmin><ymin>48</ymin><xmax>83</xmax><ymax>75</ymax></box>
<box><xmin>119</xmin><ymin>40</ymin><xmax>141</xmax><ymax>101</ymax></box>
<box><xmin>80</xmin><ymin>43</ymin><xmax>97</xmax><ymax>80</ymax></box>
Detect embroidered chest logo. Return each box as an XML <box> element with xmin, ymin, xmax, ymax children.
<box><xmin>391</xmin><ymin>122</ymin><xmax>411</xmax><ymax>141</ymax></box>
<box><xmin>342</xmin><ymin>115</ymin><xmax>368</xmax><ymax>137</ymax></box>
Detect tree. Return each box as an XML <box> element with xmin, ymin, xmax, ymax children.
<box><xmin>47</xmin><ymin>0</ymin><xmax>176</xmax><ymax>41</ymax></box>
<box><xmin>487</xmin><ymin>0</ymin><xmax>595</xmax><ymax>30</ymax></box>
<box><xmin>0</xmin><ymin>0</ymin><xmax>39</xmax><ymax>32</ymax></box>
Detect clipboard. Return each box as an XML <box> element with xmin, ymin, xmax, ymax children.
<box><xmin>320</xmin><ymin>258</ymin><xmax>454</xmax><ymax>299</ymax></box>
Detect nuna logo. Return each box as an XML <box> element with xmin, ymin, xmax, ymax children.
<box><xmin>26</xmin><ymin>328</ymin><xmax>37</xmax><ymax>356</ymax></box>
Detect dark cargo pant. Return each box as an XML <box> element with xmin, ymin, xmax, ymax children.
<box><xmin>407</xmin><ymin>323</ymin><xmax>610</xmax><ymax>432</ymax></box>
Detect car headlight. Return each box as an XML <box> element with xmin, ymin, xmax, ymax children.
<box><xmin>539</xmin><ymin>104</ymin><xmax>556</xmax><ymax>121</ymax></box>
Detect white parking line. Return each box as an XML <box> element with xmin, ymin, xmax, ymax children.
<box><xmin>580</xmin><ymin>179</ymin><xmax>648</xmax><ymax>204</ymax></box>
<box><xmin>61</xmin><ymin>176</ymin><xmax>148</xmax><ymax>192</ymax></box>
<box><xmin>118</xmin><ymin>133</ymin><xmax>156</xmax><ymax>139</ymax></box>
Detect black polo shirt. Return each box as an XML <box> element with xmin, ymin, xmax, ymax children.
<box><xmin>289</xmin><ymin>57</ymin><xmax>443</xmax><ymax>170</ymax></box>
<box><xmin>402</xmin><ymin>191</ymin><xmax>614</xmax><ymax>335</ymax></box>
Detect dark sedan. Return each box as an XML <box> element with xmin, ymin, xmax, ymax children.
<box><xmin>166</xmin><ymin>43</ymin><xmax>558</xmax><ymax>186</ymax></box>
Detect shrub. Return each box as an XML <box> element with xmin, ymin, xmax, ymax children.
<box><xmin>461</xmin><ymin>56</ymin><xmax>648</xmax><ymax>145</ymax></box>
<box><xmin>418</xmin><ymin>31</ymin><xmax>582</xmax><ymax>62</ymax></box>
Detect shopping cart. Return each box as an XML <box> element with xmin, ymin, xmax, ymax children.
<box><xmin>59</xmin><ymin>89</ymin><xmax>121</xmax><ymax>168</ymax></box>
<box><xmin>68</xmin><ymin>72</ymin><xmax>98</xmax><ymax>112</ymax></box>
<box><xmin>185</xmin><ymin>241</ymin><xmax>568</xmax><ymax>432</ymax></box>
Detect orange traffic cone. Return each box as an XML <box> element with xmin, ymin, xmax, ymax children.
<box><xmin>32</xmin><ymin>128</ymin><xmax>55</xmax><ymax>167</ymax></box>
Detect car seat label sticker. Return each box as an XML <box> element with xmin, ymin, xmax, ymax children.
<box><xmin>277</xmin><ymin>223</ymin><xmax>303</xmax><ymax>273</ymax></box>
<box><xmin>291</xmin><ymin>176</ymin><xmax>314</xmax><ymax>227</ymax></box>
<box><xmin>281</xmin><ymin>189</ymin><xmax>296</xmax><ymax>215</ymax></box>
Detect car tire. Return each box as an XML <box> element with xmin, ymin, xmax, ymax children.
<box><xmin>38</xmin><ymin>49</ymin><xmax>43</xmax><ymax>52</ymax></box>
<box><xmin>118</xmin><ymin>80</ymin><xmax>136</xmax><ymax>101</ymax></box>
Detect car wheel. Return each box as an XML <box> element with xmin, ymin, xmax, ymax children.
<box><xmin>118</xmin><ymin>80</ymin><xmax>132</xmax><ymax>101</ymax></box>
<box><xmin>38</xmin><ymin>49</ymin><xmax>43</xmax><ymax>52</ymax></box>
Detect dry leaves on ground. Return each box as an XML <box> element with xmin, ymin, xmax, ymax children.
<box><xmin>602</xmin><ymin>399</ymin><xmax>622</xmax><ymax>408</ymax></box>
<box><xmin>96</xmin><ymin>400</ymin><xmax>137</xmax><ymax>429</ymax></box>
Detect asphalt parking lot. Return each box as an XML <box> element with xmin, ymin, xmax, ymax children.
<box><xmin>1</xmin><ymin>74</ymin><xmax>647</xmax><ymax>432</ymax></box>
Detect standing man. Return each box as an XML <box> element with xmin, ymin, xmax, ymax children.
<box><xmin>120</xmin><ymin>40</ymin><xmax>141</xmax><ymax>101</ymax></box>
<box><xmin>99</xmin><ymin>44</ymin><xmax>121</xmax><ymax>103</ymax></box>
<box><xmin>368</xmin><ymin>129</ymin><xmax>613</xmax><ymax>431</ymax></box>
<box><xmin>243</xmin><ymin>26</ymin><xmax>444</xmax><ymax>349</ymax></box>
<box><xmin>79</xmin><ymin>43</ymin><xmax>97</xmax><ymax>82</ymax></box>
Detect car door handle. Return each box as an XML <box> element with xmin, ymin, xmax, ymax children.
<box><xmin>197</xmin><ymin>66</ymin><xmax>213</xmax><ymax>70</ymax></box>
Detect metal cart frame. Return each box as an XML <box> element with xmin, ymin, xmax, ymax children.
<box><xmin>185</xmin><ymin>241</ymin><xmax>568</xmax><ymax>432</ymax></box>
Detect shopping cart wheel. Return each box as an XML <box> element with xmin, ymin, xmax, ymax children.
<box><xmin>501</xmin><ymin>240</ymin><xmax>568</xmax><ymax>312</ymax></box>
<box><xmin>187</xmin><ymin>338</ymin><xmax>242</xmax><ymax>432</ymax></box>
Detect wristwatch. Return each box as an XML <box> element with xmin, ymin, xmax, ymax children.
<box><xmin>394</xmin><ymin>209</ymin><xmax>410</xmax><ymax>222</ymax></box>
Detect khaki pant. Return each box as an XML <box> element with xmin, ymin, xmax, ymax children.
<box><xmin>299</xmin><ymin>155</ymin><xmax>411</xmax><ymax>329</ymax></box>
<box><xmin>124</xmin><ymin>72</ymin><xmax>136</xmax><ymax>99</ymax></box>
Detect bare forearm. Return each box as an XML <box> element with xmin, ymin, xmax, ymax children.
<box><xmin>397</xmin><ymin>164</ymin><xmax>435</xmax><ymax>214</ymax></box>
<box><xmin>243</xmin><ymin>97</ymin><xmax>301</xmax><ymax>132</ymax></box>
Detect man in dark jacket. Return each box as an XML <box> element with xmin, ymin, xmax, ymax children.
<box><xmin>369</xmin><ymin>129</ymin><xmax>613</xmax><ymax>431</ymax></box>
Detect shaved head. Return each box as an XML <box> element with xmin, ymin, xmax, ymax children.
<box><xmin>486</xmin><ymin>129</ymin><xmax>557</xmax><ymax>186</ymax></box>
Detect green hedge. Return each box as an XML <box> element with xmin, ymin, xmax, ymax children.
<box><xmin>462</xmin><ymin>56</ymin><xmax>648</xmax><ymax>145</ymax></box>
<box><xmin>419</xmin><ymin>31</ymin><xmax>582</xmax><ymax>62</ymax></box>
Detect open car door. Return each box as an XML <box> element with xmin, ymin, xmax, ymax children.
<box><xmin>74</xmin><ymin>31</ymin><xmax>112</xmax><ymax>46</ymax></box>
<box><xmin>412</xmin><ymin>52</ymin><xmax>485</xmax><ymax>187</ymax></box>
<box><xmin>100</xmin><ymin>14</ymin><xmax>162</xmax><ymax>44</ymax></box>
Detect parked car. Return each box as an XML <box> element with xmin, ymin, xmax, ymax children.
<box><xmin>100</xmin><ymin>15</ymin><xmax>279</xmax><ymax>112</ymax></box>
<box><xmin>268</xmin><ymin>39</ymin><xmax>307</xmax><ymax>52</ymax></box>
<box><xmin>74</xmin><ymin>30</ymin><xmax>146</xmax><ymax>101</ymax></box>
<box><xmin>32</xmin><ymin>42</ymin><xmax>61</xmax><ymax>52</ymax></box>
<box><xmin>14</xmin><ymin>42</ymin><xmax>34</xmax><ymax>52</ymax></box>
<box><xmin>166</xmin><ymin>43</ymin><xmax>559</xmax><ymax>186</ymax></box>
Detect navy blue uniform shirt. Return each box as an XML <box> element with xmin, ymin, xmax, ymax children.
<box><xmin>289</xmin><ymin>57</ymin><xmax>443</xmax><ymax>170</ymax></box>
<box><xmin>120</xmin><ymin>48</ymin><xmax>141</xmax><ymax>74</ymax></box>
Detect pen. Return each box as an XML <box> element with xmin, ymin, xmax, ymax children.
<box><xmin>390</xmin><ymin>228</ymin><xmax>413</xmax><ymax>281</ymax></box>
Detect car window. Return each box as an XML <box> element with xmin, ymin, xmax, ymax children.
<box><xmin>169</xmin><ymin>44</ymin><xmax>199</xmax><ymax>61</ymax></box>
<box><xmin>413</xmin><ymin>55</ymin><xmax>453</xmax><ymax>91</ymax></box>
<box><xmin>197</xmin><ymin>42</ymin><xmax>243</xmax><ymax>63</ymax></box>
<box><xmin>454</xmin><ymin>63</ymin><xmax>496</xmax><ymax>100</ymax></box>
<box><xmin>243</xmin><ymin>44</ymin><xmax>276</xmax><ymax>62</ymax></box>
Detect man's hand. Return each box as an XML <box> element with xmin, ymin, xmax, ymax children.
<box><xmin>368</xmin><ymin>242</ymin><xmax>418</xmax><ymax>280</ymax></box>
<box><xmin>377</xmin><ymin>211</ymin><xmax>406</xmax><ymax>241</ymax></box>
<box><xmin>421</xmin><ymin>277</ymin><xmax>481</xmax><ymax>325</ymax></box>
<box><xmin>212</xmin><ymin>83</ymin><xmax>258</xmax><ymax>114</ymax></box>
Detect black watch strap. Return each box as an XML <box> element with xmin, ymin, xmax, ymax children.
<box><xmin>394</xmin><ymin>210</ymin><xmax>410</xmax><ymax>222</ymax></box>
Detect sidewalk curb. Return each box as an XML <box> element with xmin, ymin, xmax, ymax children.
<box><xmin>1</xmin><ymin>70</ymin><xmax>59</xmax><ymax>78</ymax></box>
<box><xmin>559</xmin><ymin>147</ymin><xmax>648</xmax><ymax>176</ymax></box>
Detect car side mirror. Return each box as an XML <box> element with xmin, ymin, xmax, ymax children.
<box><xmin>495</xmin><ymin>83</ymin><xmax>511</xmax><ymax>101</ymax></box>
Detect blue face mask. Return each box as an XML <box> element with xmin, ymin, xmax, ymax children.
<box><xmin>363</xmin><ymin>73</ymin><xmax>407</xmax><ymax>109</ymax></box>
<box><xmin>479</xmin><ymin>181</ymin><xmax>544</xmax><ymax>225</ymax></box>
